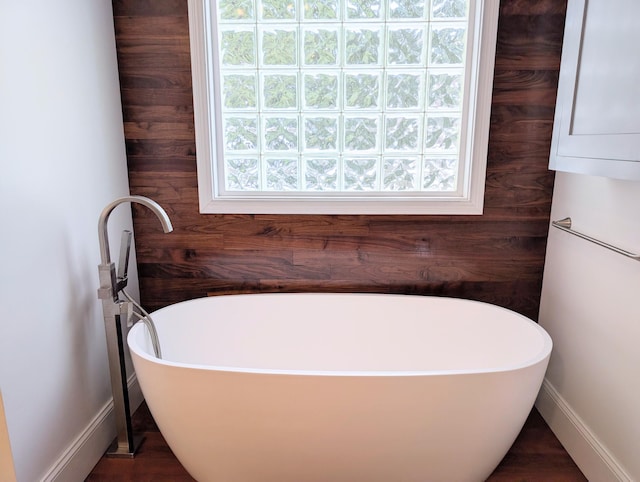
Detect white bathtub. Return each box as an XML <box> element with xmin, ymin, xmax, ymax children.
<box><xmin>128</xmin><ymin>293</ymin><xmax>552</xmax><ymax>482</ymax></box>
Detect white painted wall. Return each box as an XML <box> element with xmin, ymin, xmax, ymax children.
<box><xmin>537</xmin><ymin>172</ymin><xmax>640</xmax><ymax>481</ymax></box>
<box><xmin>0</xmin><ymin>1</ymin><xmax>142</xmax><ymax>480</ymax></box>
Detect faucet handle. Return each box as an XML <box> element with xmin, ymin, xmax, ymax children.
<box><xmin>117</xmin><ymin>230</ymin><xmax>132</xmax><ymax>287</ymax></box>
<box><xmin>119</xmin><ymin>300</ymin><xmax>135</xmax><ymax>328</ymax></box>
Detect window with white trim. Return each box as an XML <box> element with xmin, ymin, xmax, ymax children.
<box><xmin>188</xmin><ymin>0</ymin><xmax>498</xmax><ymax>214</ymax></box>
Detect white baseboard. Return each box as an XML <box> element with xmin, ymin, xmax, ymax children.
<box><xmin>535</xmin><ymin>379</ymin><xmax>631</xmax><ymax>482</ymax></box>
<box><xmin>41</xmin><ymin>374</ymin><xmax>144</xmax><ymax>482</ymax></box>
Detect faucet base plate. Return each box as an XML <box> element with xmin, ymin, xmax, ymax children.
<box><xmin>105</xmin><ymin>434</ymin><xmax>145</xmax><ymax>458</ymax></box>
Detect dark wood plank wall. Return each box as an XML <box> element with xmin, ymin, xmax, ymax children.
<box><xmin>112</xmin><ymin>0</ymin><xmax>566</xmax><ymax>320</ymax></box>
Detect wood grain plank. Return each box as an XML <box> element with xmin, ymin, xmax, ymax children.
<box><xmin>125</xmin><ymin>136</ymin><xmax>195</xmax><ymax>152</ymax></box>
<box><xmin>123</xmin><ymin>105</ymin><xmax>194</xmax><ymax>123</ymax></box>
<box><xmin>112</xmin><ymin>0</ymin><xmax>188</xmax><ymax>17</ymax></box>
<box><xmin>492</xmin><ymin>70</ymin><xmax>561</xmax><ymax>106</ymax></box>
<box><xmin>114</xmin><ymin>15</ymin><xmax>190</xmax><ymax>38</ymax></box>
<box><xmin>120</xmin><ymin>88</ymin><xmax>193</xmax><ymax>107</ymax></box>
<box><xmin>124</xmin><ymin>121</ymin><xmax>194</xmax><ymax>140</ymax></box>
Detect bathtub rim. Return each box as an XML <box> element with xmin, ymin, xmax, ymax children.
<box><xmin>128</xmin><ymin>293</ymin><xmax>552</xmax><ymax>378</ymax></box>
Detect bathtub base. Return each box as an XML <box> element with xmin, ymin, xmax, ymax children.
<box><xmin>136</xmin><ymin>363</ymin><xmax>546</xmax><ymax>482</ymax></box>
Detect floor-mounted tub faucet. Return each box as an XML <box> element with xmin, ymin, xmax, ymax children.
<box><xmin>97</xmin><ymin>195</ymin><xmax>172</xmax><ymax>458</ymax></box>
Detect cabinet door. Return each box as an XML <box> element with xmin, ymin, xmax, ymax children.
<box><xmin>549</xmin><ymin>0</ymin><xmax>640</xmax><ymax>180</ymax></box>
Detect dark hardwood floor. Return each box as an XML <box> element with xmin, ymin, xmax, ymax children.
<box><xmin>87</xmin><ymin>402</ymin><xmax>586</xmax><ymax>481</ymax></box>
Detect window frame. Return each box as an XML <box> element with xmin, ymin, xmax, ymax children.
<box><xmin>187</xmin><ymin>0</ymin><xmax>499</xmax><ymax>214</ymax></box>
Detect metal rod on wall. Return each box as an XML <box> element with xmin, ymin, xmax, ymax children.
<box><xmin>552</xmin><ymin>217</ymin><xmax>640</xmax><ymax>261</ymax></box>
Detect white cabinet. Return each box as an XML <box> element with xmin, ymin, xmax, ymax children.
<box><xmin>549</xmin><ymin>0</ymin><xmax>640</xmax><ymax>180</ymax></box>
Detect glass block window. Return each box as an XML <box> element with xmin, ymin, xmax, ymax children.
<box><xmin>189</xmin><ymin>0</ymin><xmax>498</xmax><ymax>213</ymax></box>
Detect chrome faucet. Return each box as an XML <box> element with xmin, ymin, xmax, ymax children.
<box><xmin>96</xmin><ymin>195</ymin><xmax>172</xmax><ymax>458</ymax></box>
<box><xmin>98</xmin><ymin>196</ymin><xmax>172</xmax><ymax>298</ymax></box>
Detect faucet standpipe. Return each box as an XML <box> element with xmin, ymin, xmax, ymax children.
<box><xmin>96</xmin><ymin>196</ymin><xmax>172</xmax><ymax>458</ymax></box>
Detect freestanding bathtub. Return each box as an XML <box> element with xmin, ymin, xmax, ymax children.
<box><xmin>128</xmin><ymin>293</ymin><xmax>552</xmax><ymax>482</ymax></box>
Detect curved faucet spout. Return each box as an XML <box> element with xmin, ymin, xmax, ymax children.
<box><xmin>98</xmin><ymin>195</ymin><xmax>173</xmax><ymax>265</ymax></box>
